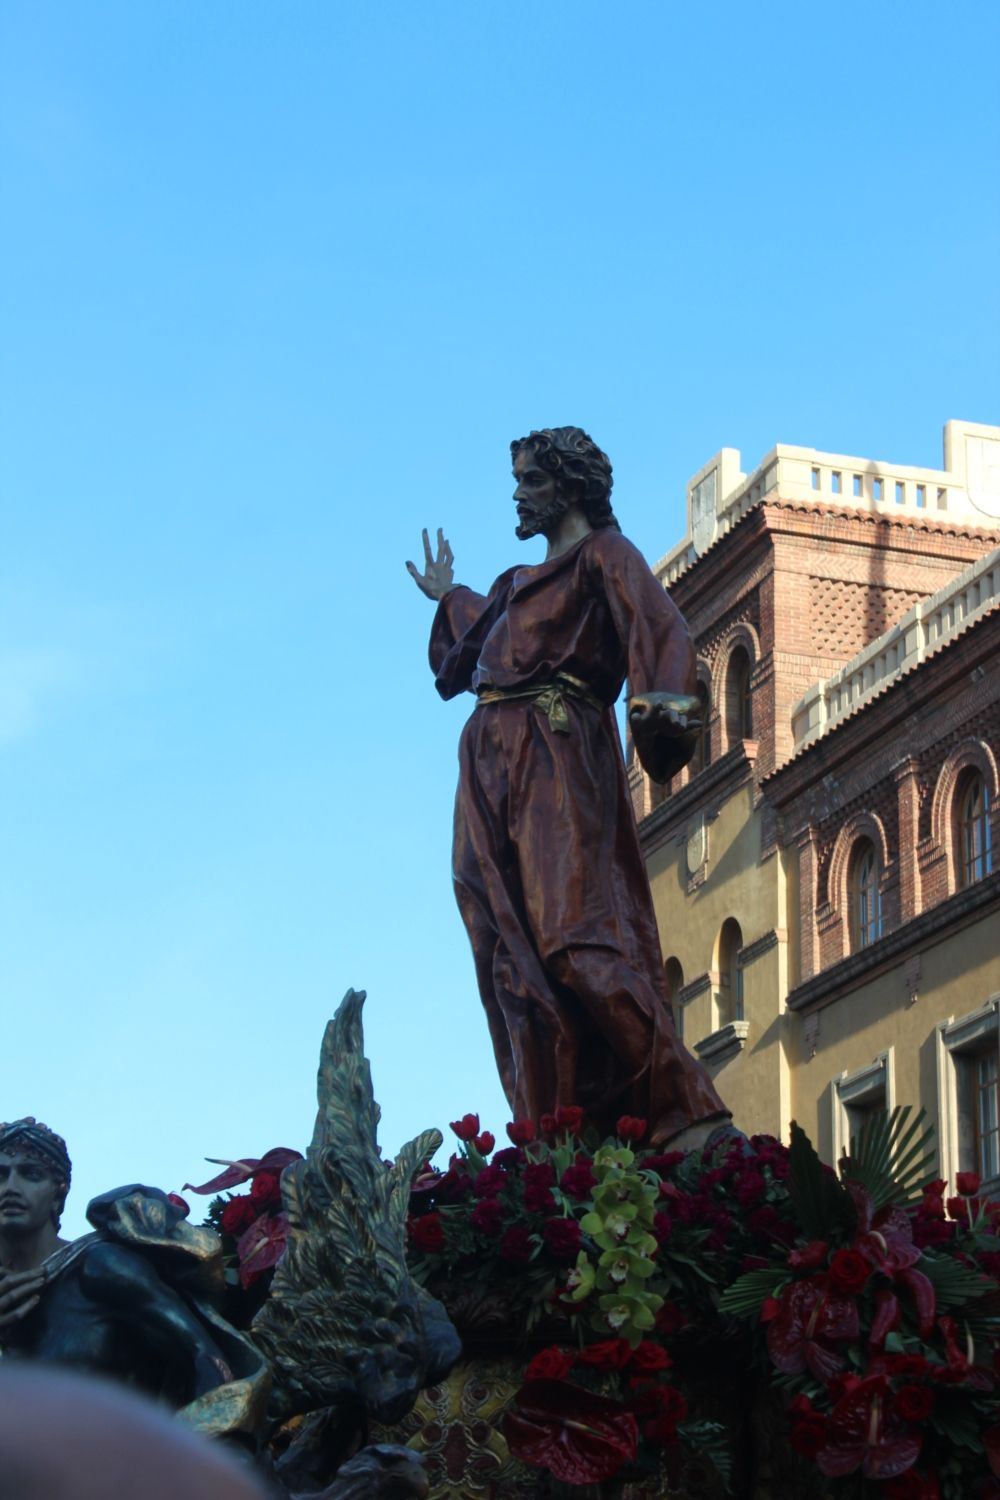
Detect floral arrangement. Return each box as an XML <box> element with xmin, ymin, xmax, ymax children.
<box><xmin>405</xmin><ymin>1106</ymin><xmax>1000</xmax><ymax>1497</ymax></box>
<box><xmin>183</xmin><ymin>1146</ymin><xmax>303</xmax><ymax>1321</ymax></box>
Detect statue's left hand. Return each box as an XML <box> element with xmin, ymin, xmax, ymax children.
<box><xmin>0</xmin><ymin>1266</ymin><xmax>46</xmax><ymax>1331</ymax></box>
<box><xmin>628</xmin><ymin>692</ymin><xmax>702</xmax><ymax>784</ymax></box>
<box><xmin>405</xmin><ymin>527</ymin><xmax>456</xmax><ymax>601</ymax></box>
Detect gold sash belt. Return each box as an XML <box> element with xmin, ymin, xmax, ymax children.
<box><xmin>476</xmin><ymin>672</ymin><xmax>605</xmax><ymax>735</ymax></box>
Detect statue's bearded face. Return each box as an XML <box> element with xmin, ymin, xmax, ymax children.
<box><xmin>0</xmin><ymin>1151</ymin><xmax>62</xmax><ymax>1235</ymax></box>
<box><xmin>512</xmin><ymin>446</ymin><xmax>570</xmax><ymax>540</ymax></box>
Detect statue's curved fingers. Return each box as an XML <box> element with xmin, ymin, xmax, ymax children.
<box><xmin>422</xmin><ymin>527</ymin><xmax>433</xmax><ymax>566</ymax></box>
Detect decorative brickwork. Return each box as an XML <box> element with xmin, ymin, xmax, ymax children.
<box><xmin>809</xmin><ymin>577</ymin><xmax>925</xmax><ymax>659</ymax></box>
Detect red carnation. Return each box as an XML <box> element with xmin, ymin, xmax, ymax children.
<box><xmin>470</xmin><ymin>1197</ymin><xmax>504</xmax><ymax>1236</ymax></box>
<box><xmin>828</xmin><ymin>1248</ymin><xmax>869</xmax><ymax>1295</ymax></box>
<box><xmin>955</xmin><ymin>1171</ymin><xmax>981</xmax><ymax>1196</ymax></box>
<box><xmin>500</xmin><ymin>1225</ymin><xmax>533</xmax><ymax>1265</ymax></box>
<box><xmin>450</xmin><ymin>1113</ymin><xmax>480</xmax><ymax>1141</ymax></box>
<box><xmin>560</xmin><ymin>1163</ymin><xmax>597</xmax><ymax>1200</ymax></box>
<box><xmin>524</xmin><ymin>1346</ymin><xmax>574</xmax><ymax>1382</ymax></box>
<box><xmin>221</xmin><ymin>1195</ymin><xmax>257</xmax><ymax>1236</ymax></box>
<box><xmin>409</xmin><ymin>1213</ymin><xmax>445</xmax><ymax>1253</ymax></box>
<box><xmin>507</xmin><ymin>1119</ymin><xmax>536</xmax><ymax>1145</ymax></box>
<box><xmin>554</xmin><ymin>1105</ymin><xmax>584</xmax><ymax>1133</ymax></box>
<box><xmin>250</xmin><ymin>1171</ymin><xmax>282</xmax><ymax>1209</ymax></box>
<box><xmin>616</xmin><ymin>1116</ymin><xmax>647</xmax><ymax>1142</ymax></box>
<box><xmin>524</xmin><ymin>1161</ymin><xmax>557</xmax><ymax>1215</ymax></box>
<box><xmin>543</xmin><ymin>1217</ymin><xmax>582</xmax><ymax>1262</ymax></box>
<box><xmin>474</xmin><ymin>1131</ymin><xmax>495</xmax><ymax>1155</ymax></box>
<box><xmin>473</xmin><ymin>1165</ymin><xmax>507</xmax><ymax>1199</ymax></box>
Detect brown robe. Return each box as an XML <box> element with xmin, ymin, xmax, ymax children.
<box><xmin>430</xmin><ymin>527</ymin><xmax>728</xmax><ymax>1144</ymax></box>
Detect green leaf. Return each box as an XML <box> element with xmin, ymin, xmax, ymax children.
<box><xmin>920</xmin><ymin>1252</ymin><xmax>997</xmax><ymax>1309</ymax></box>
<box><xmin>788</xmin><ymin>1121</ymin><xmax>857</xmax><ymax>1239</ymax></box>
<box><xmin>930</xmin><ymin>1394</ymin><xmax>984</xmax><ymax>1451</ymax></box>
<box><xmin>717</xmin><ymin>1267</ymin><xmax>788</xmax><ymax>1318</ymax></box>
<box><xmin>677</xmin><ymin>1420</ymin><xmax>733</xmax><ymax>1490</ymax></box>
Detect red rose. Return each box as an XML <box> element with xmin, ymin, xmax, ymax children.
<box><xmin>474</xmin><ymin>1131</ymin><xmax>495</xmax><ymax>1155</ymax></box>
<box><xmin>506</xmin><ymin>1119</ymin><xmax>536</xmax><ymax>1145</ymax></box>
<box><xmin>560</xmin><ymin>1163</ymin><xmax>597</xmax><ymax>1200</ymax></box>
<box><xmin>628</xmin><ymin>1341</ymin><xmax>671</xmax><ymax>1373</ymax></box>
<box><xmin>524</xmin><ymin>1346</ymin><xmax>574</xmax><ymax>1382</ymax></box>
<box><xmin>789</xmin><ymin>1411</ymin><xmax>828</xmax><ymax>1459</ymax></box>
<box><xmin>251</xmin><ymin>1171</ymin><xmax>282</xmax><ymax>1209</ymax></box>
<box><xmin>956</xmin><ymin>1171</ymin><xmax>981</xmax><ymax>1196</ymax></box>
<box><xmin>409</xmin><ymin>1213</ymin><xmax>445</xmax><ymax>1254</ymax></box>
<box><xmin>789</xmin><ymin>1239</ymin><xmax>829</xmax><ymax>1271</ymax></box>
<box><xmin>577</xmin><ymin>1338</ymin><xmax>632</xmax><ymax>1370</ymax></box>
<box><xmin>499</xmin><ymin>1225</ymin><xmax>533</xmax><ymax>1265</ymax></box>
<box><xmin>894</xmin><ymin>1384</ymin><xmax>934</xmax><ymax>1422</ymax></box>
<box><xmin>470</xmin><ymin>1197</ymin><xmax>504</xmax><ymax>1236</ymax></box>
<box><xmin>554</xmin><ymin>1105</ymin><xmax>584</xmax><ymax>1133</ymax></box>
<box><xmin>827</xmin><ymin>1248</ymin><xmax>869</xmax><ymax>1294</ymax></box>
<box><xmin>616</xmin><ymin>1116</ymin><xmax>647</xmax><ymax>1142</ymax></box>
<box><xmin>635</xmin><ymin>1385</ymin><xmax>688</xmax><ymax>1444</ymax></box>
<box><xmin>221</xmin><ymin>1195</ymin><xmax>257</xmax><ymax>1236</ymax></box>
<box><xmin>542</xmin><ymin>1217</ymin><xmax>582</xmax><ymax>1261</ymax></box>
<box><xmin>450</xmin><ymin>1113</ymin><xmax>480</xmax><ymax>1141</ymax></box>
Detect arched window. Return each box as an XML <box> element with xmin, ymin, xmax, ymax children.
<box><xmin>958</xmin><ymin>773</ymin><xmax>993</xmax><ymax>887</ymax></box>
<box><xmin>717</xmin><ymin>918</ymin><xmax>743</xmax><ymax>1025</ymax></box>
<box><xmin>850</xmin><ymin>839</ymin><xmax>882</xmax><ymax>950</ymax></box>
<box><xmin>725</xmin><ymin>647</ymin><xmax>753</xmax><ymax>745</ymax></box>
<box><xmin>689</xmin><ymin>680</ymin><xmax>711</xmax><ymax>775</ymax></box>
<box><xmin>664</xmin><ymin>957</ymin><xmax>684</xmax><ymax>1039</ymax></box>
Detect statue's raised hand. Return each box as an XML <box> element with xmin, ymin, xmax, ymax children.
<box><xmin>406</xmin><ymin>528</ymin><xmax>455</xmax><ymax>601</ymax></box>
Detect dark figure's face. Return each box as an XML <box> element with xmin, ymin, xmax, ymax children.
<box><xmin>513</xmin><ymin>446</ymin><xmax>569</xmax><ymax>540</ymax></box>
<box><xmin>0</xmin><ymin>1151</ymin><xmax>60</xmax><ymax>1235</ymax></box>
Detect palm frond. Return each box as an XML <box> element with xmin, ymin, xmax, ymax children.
<box><xmin>840</xmin><ymin>1106</ymin><xmax>936</xmax><ymax>1212</ymax></box>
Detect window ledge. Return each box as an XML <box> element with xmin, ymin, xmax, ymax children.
<box><xmin>694</xmin><ymin>1021</ymin><xmax>749</xmax><ymax>1064</ymax></box>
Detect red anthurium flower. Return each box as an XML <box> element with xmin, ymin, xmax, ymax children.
<box><xmin>869</xmin><ymin>1288</ymin><xmax>901</xmax><ymax>1350</ymax></box>
<box><xmin>789</xmin><ymin>1239</ymin><xmax>829</xmax><ymax>1271</ymax></box>
<box><xmin>816</xmin><ymin>1374</ymin><xmax>922</xmax><ymax>1480</ymax></box>
<box><xmin>184</xmin><ymin>1146</ymin><xmax>303</xmax><ymax>1195</ymax></box>
<box><xmin>450</xmin><ymin>1113</ymin><xmax>480</xmax><ymax>1141</ymax></box>
<box><xmin>766</xmin><ymin>1279</ymin><xmax>860</xmax><ymax>1381</ymax></box>
<box><xmin>504</xmin><ymin>1379</ymin><xmax>638</xmax><ymax>1485</ymax></box>
<box><xmin>236</xmin><ymin>1211</ymin><xmax>288</xmax><ymax>1289</ymax></box>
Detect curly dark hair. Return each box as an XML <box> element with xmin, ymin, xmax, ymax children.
<box><xmin>0</xmin><ymin>1117</ymin><xmax>72</xmax><ymax>1223</ymax></box>
<box><xmin>510</xmin><ymin>426</ymin><xmax>619</xmax><ymax>531</ymax></box>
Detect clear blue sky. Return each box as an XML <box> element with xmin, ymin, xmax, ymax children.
<box><xmin>1</xmin><ymin>2</ymin><xmax>997</xmax><ymax>1235</ymax></box>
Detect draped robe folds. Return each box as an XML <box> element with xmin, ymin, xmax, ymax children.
<box><xmin>429</xmin><ymin>527</ymin><xmax>728</xmax><ymax>1145</ymax></box>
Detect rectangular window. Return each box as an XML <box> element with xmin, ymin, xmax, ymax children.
<box><xmin>977</xmin><ymin>1052</ymin><xmax>999</xmax><ymax>1181</ymax></box>
<box><xmin>916</xmin><ymin>484</ymin><xmax>926</xmax><ymax>508</ymax></box>
<box><xmin>937</xmin><ymin>487</ymin><xmax>947</xmax><ymax>509</ymax></box>
<box><xmin>831</xmin><ymin>1051</ymin><xmax>893</xmax><ymax>1163</ymax></box>
<box><xmin>873</xmin><ymin>478</ymin><xmax>884</xmax><ymax>500</ymax></box>
<box><xmin>831</xmin><ymin>471</ymin><xmax>842</xmax><ymax>495</ymax></box>
<box><xmin>895</xmin><ymin>481</ymin><xmax>905</xmax><ymax>504</ymax></box>
<box><xmin>853</xmin><ymin>474</ymin><xmax>863</xmax><ymax>497</ymax></box>
<box><xmin>811</xmin><ymin>467</ymin><xmax>820</xmax><ymax>491</ymax></box>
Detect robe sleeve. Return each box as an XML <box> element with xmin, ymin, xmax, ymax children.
<box><xmin>429</xmin><ymin>573</ymin><xmax>514</xmax><ymax>700</ymax></box>
<box><xmin>589</xmin><ymin>532</ymin><xmax>699</xmax><ymax>781</ymax></box>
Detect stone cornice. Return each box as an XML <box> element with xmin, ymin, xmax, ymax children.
<box><xmin>786</xmin><ymin>870</ymin><xmax>1000</xmax><ymax>1015</ymax></box>
<box><xmin>638</xmin><ymin>742</ymin><xmax>757</xmax><ymax>857</ymax></box>
<box><xmin>765</xmin><ymin>610</ymin><xmax>1000</xmax><ymax>816</ymax></box>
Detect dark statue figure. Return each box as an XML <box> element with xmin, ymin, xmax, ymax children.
<box><xmin>0</xmin><ymin>1118</ymin><xmax>268</xmax><ymax>1438</ymax></box>
<box><xmin>407</xmin><ymin>427</ymin><xmax>730</xmax><ymax>1149</ymax></box>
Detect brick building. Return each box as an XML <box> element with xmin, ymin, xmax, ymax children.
<box><xmin>631</xmin><ymin>419</ymin><xmax>1000</xmax><ymax>1188</ymax></box>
